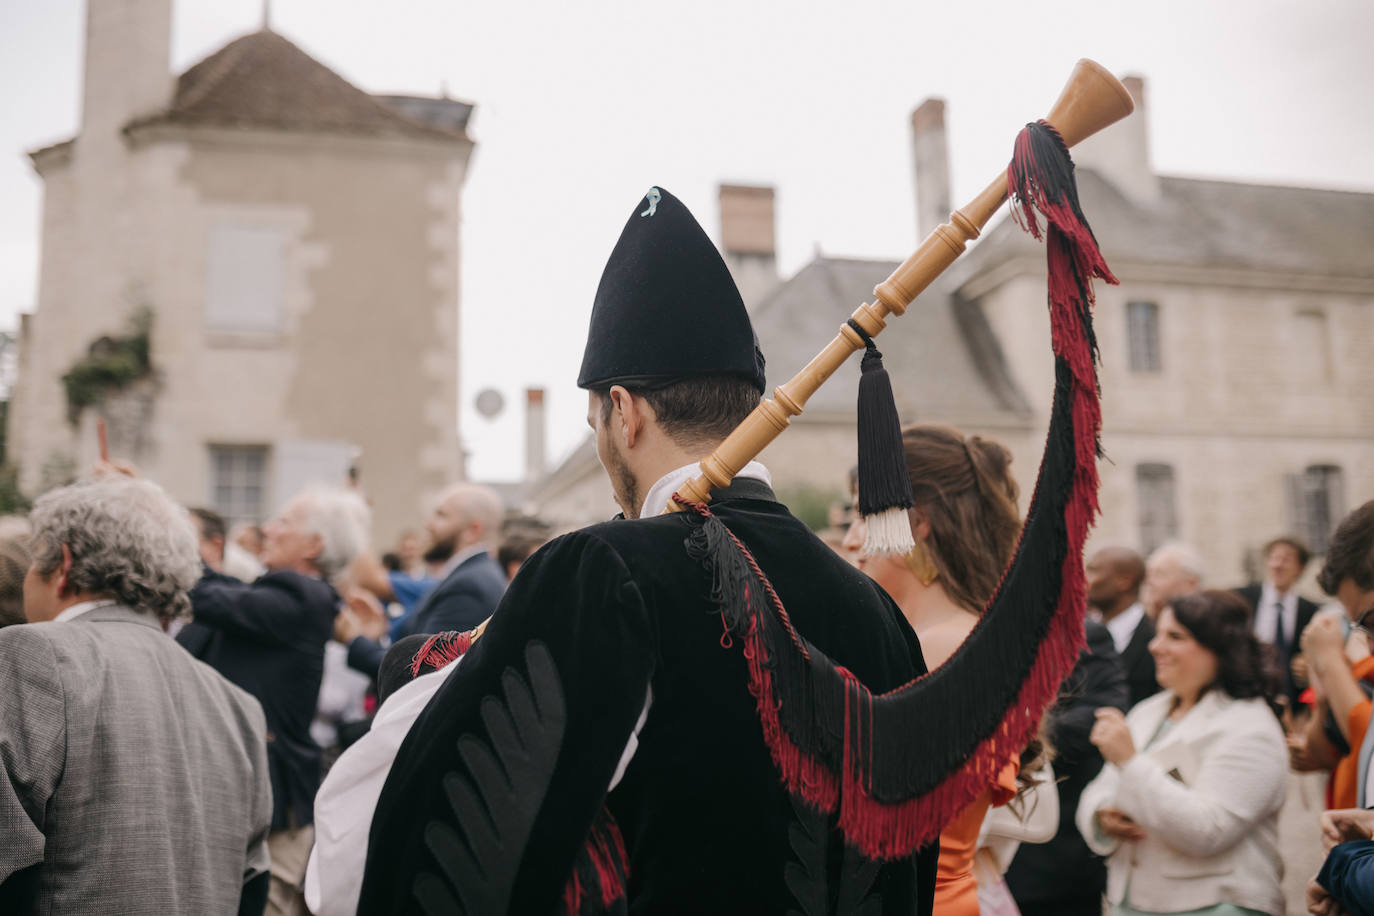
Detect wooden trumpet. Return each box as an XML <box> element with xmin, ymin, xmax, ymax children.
<box><xmin>666</xmin><ymin>58</ymin><xmax>1135</xmax><ymax>513</ymax></box>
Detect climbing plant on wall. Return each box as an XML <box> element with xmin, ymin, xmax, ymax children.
<box><xmin>61</xmin><ymin>307</ymin><xmax>154</xmax><ymax>425</ymax></box>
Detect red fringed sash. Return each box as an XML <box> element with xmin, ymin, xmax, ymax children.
<box><xmin>674</xmin><ymin>119</ymin><xmax>1117</xmax><ymax>860</ymax></box>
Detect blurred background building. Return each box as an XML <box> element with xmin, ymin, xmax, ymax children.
<box><xmin>526</xmin><ymin>78</ymin><xmax>1374</xmax><ymax>586</ymax></box>
<box><xmin>6</xmin><ymin>0</ymin><xmax>473</xmax><ymax>543</ymax></box>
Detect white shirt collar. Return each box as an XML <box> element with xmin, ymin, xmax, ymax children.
<box><xmin>53</xmin><ymin>599</ymin><xmax>119</xmax><ymax>624</ymax></box>
<box><xmin>1256</xmin><ymin>581</ymin><xmax>1299</xmax><ymax>639</ymax></box>
<box><xmin>1103</xmin><ymin>601</ymin><xmax>1146</xmax><ymax>655</ymax></box>
<box><xmin>639</xmin><ymin>461</ymin><xmax>772</xmax><ymax>519</ymax></box>
<box><xmin>435</xmin><ymin>543</ymin><xmax>490</xmax><ymax>581</ymax></box>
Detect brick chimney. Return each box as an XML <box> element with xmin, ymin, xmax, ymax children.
<box><xmin>911</xmin><ymin>98</ymin><xmax>951</xmax><ymax>238</ymax></box>
<box><xmin>1066</xmin><ymin>75</ymin><xmax>1159</xmax><ymax>204</ymax></box>
<box><xmin>718</xmin><ymin>184</ymin><xmax>778</xmax><ymax>311</ymax></box>
<box><xmin>81</xmin><ymin>0</ymin><xmax>173</xmax><ymax>142</ymax></box>
<box><xmin>524</xmin><ymin>388</ymin><xmax>546</xmax><ymax>482</ymax></box>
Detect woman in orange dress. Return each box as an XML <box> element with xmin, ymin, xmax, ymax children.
<box><xmin>844</xmin><ymin>424</ymin><xmax>1035</xmax><ymax>915</ymax></box>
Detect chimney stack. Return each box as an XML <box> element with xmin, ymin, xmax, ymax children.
<box><xmin>911</xmin><ymin>98</ymin><xmax>951</xmax><ymax>239</ymax></box>
<box><xmin>718</xmin><ymin>184</ymin><xmax>779</xmax><ymax>311</ymax></box>
<box><xmin>524</xmin><ymin>388</ymin><xmax>547</xmax><ymax>483</ymax></box>
<box><xmin>81</xmin><ymin>0</ymin><xmax>174</xmax><ymax>142</ymax></box>
<box><xmin>1066</xmin><ymin>75</ymin><xmax>1159</xmax><ymax>204</ymax></box>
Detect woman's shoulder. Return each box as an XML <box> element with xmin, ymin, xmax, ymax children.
<box><xmin>1187</xmin><ymin>693</ymin><xmax>1285</xmax><ymax>748</ymax></box>
<box><xmin>915</xmin><ymin>613</ymin><xmax>977</xmax><ymax>670</ymax></box>
<box><xmin>1215</xmin><ymin>693</ymin><xmax>1284</xmax><ymax>728</ymax></box>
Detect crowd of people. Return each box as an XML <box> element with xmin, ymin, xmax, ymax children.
<box><xmin>0</xmin><ymin>469</ymin><xmax>542</xmax><ymax>914</ymax></box>
<box><xmin>1</xmin><ymin>183</ymin><xmax>1372</xmax><ymax>916</ymax></box>
<box><xmin>823</xmin><ymin>419</ymin><xmax>1374</xmax><ymax>914</ymax></box>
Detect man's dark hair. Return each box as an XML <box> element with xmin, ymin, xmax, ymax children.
<box><xmin>497</xmin><ymin>535</ymin><xmax>545</xmax><ymax>572</ymax></box>
<box><xmin>188</xmin><ymin>507</ymin><xmax>227</xmax><ymax>544</ymax></box>
<box><xmin>1318</xmin><ymin>501</ymin><xmax>1374</xmax><ymax>596</ymax></box>
<box><xmin>596</xmin><ymin>375</ymin><xmax>760</xmax><ymax>447</ymax></box>
<box><xmin>1263</xmin><ymin>535</ymin><xmax>1311</xmax><ymax>569</ymax></box>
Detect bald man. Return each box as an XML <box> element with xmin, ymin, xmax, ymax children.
<box><xmin>1086</xmin><ymin>546</ymin><xmax>1158</xmax><ymax>708</ymax></box>
<box><xmin>342</xmin><ymin>484</ymin><xmax>507</xmax><ymax>678</ymax></box>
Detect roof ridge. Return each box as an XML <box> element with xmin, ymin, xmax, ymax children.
<box><xmin>1159</xmin><ymin>172</ymin><xmax>1374</xmax><ymax>198</ymax></box>
<box><xmin>174</xmin><ymin>29</ymin><xmax>260</xmax><ymax>115</ymax></box>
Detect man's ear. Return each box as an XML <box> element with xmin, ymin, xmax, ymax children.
<box><xmin>57</xmin><ymin>543</ymin><xmax>75</xmax><ymax>596</ymax></box>
<box><xmin>608</xmin><ymin>386</ymin><xmax>646</xmax><ymax>448</ymax></box>
<box><xmin>305</xmin><ymin>533</ymin><xmax>326</xmax><ymax>566</ymax></box>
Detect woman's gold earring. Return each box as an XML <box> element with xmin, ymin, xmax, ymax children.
<box><xmin>905</xmin><ymin>540</ymin><xmax>939</xmax><ymax>586</ymax></box>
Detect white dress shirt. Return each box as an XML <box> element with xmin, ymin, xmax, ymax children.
<box><xmin>1251</xmin><ymin>581</ymin><xmax>1298</xmax><ymax>646</ymax></box>
<box><xmin>52</xmin><ymin>599</ymin><xmax>118</xmax><ymax>623</ymax></box>
<box><xmin>1101</xmin><ymin>601</ymin><xmax>1146</xmax><ymax>656</ymax></box>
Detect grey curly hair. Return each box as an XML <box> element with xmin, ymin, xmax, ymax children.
<box><xmin>30</xmin><ymin>477</ymin><xmax>203</xmax><ymax>624</ymax></box>
<box><xmin>292</xmin><ymin>486</ymin><xmax>371</xmax><ymax>582</ymax></box>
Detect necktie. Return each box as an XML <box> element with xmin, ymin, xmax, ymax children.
<box><xmin>1274</xmin><ymin>601</ymin><xmax>1289</xmax><ymax>677</ymax></box>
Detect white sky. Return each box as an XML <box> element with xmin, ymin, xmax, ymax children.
<box><xmin>2</xmin><ymin>0</ymin><xmax>1372</xmax><ymax>482</ymax></box>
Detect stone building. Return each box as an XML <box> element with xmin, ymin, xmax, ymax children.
<box><xmin>528</xmin><ymin>77</ymin><xmax>1374</xmax><ymax>586</ymax></box>
<box><xmin>8</xmin><ymin>0</ymin><xmax>474</xmax><ymax>543</ymax></box>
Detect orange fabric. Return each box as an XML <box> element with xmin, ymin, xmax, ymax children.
<box><xmin>931</xmin><ymin>760</ymin><xmax>1019</xmax><ymax>916</ymax></box>
<box><xmin>1328</xmin><ymin>657</ymin><xmax>1374</xmax><ymax>809</ymax></box>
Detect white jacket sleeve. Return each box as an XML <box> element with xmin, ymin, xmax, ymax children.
<box><xmin>1075</xmin><ymin>762</ymin><xmax>1122</xmax><ymax>857</ymax></box>
<box><xmin>1112</xmin><ymin>713</ymin><xmax>1286</xmax><ymax>858</ymax></box>
<box><xmin>979</xmin><ymin>763</ymin><xmax>1058</xmax><ymax>846</ymax></box>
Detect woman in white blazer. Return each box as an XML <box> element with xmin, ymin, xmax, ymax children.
<box><xmin>1076</xmin><ymin>590</ymin><xmax>1288</xmax><ymax>915</ymax></box>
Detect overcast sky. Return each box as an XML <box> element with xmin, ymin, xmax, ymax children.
<box><xmin>2</xmin><ymin>0</ymin><xmax>1372</xmax><ymax>482</ymax></box>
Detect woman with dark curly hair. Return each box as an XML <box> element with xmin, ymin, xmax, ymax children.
<box><xmin>1077</xmin><ymin>590</ymin><xmax>1287</xmax><ymax>915</ymax></box>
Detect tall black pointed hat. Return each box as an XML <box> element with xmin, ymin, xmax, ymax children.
<box><xmin>578</xmin><ymin>186</ymin><xmax>766</xmax><ymax>392</ymax></box>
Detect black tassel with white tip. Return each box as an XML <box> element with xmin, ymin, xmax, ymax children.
<box><xmin>848</xmin><ymin>319</ymin><xmax>915</xmax><ymax>556</ymax></box>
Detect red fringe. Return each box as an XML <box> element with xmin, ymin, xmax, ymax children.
<box><xmin>409</xmin><ymin>629</ymin><xmax>475</xmax><ymax>679</ymax></box>
<box><xmin>561</xmin><ymin>872</ymin><xmax>583</xmax><ymax>915</ymax></box>
<box><xmin>675</xmin><ymin>120</ymin><xmax>1114</xmax><ymax>861</ymax></box>
<box><xmin>588</xmin><ymin>814</ymin><xmax>629</xmax><ymax>907</ymax></box>
<box><xmin>560</xmin><ymin>809</ymin><xmax>629</xmax><ymax>914</ymax></box>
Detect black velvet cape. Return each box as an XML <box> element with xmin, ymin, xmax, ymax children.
<box><xmin>360</xmin><ymin>482</ymin><xmax>935</xmax><ymax>915</ymax></box>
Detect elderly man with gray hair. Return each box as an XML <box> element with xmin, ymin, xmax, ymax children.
<box><xmin>1142</xmin><ymin>540</ymin><xmax>1206</xmax><ymax>620</ymax></box>
<box><xmin>0</xmin><ymin>476</ymin><xmax>272</xmax><ymax>914</ymax></box>
<box><xmin>177</xmin><ymin>484</ymin><xmax>369</xmax><ymax>916</ymax></box>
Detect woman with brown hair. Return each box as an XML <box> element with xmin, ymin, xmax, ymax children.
<box><xmin>844</xmin><ymin>424</ymin><xmax>1035</xmax><ymax>915</ymax></box>
<box><xmin>1076</xmin><ymin>590</ymin><xmax>1286</xmax><ymax>915</ymax></box>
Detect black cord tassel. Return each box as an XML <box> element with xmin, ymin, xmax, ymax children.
<box><xmin>848</xmin><ymin>319</ymin><xmax>914</xmax><ymax>556</ymax></box>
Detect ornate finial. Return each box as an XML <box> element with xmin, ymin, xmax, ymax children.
<box><xmin>262</xmin><ymin>0</ymin><xmax>272</xmax><ymax>30</ymax></box>
<box><xmin>640</xmin><ymin>187</ymin><xmax>662</xmax><ymax>218</ymax></box>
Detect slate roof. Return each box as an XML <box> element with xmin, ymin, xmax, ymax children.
<box><xmin>749</xmin><ymin>257</ymin><xmax>1032</xmax><ymax>425</ymax></box>
<box><xmin>124</xmin><ymin>29</ymin><xmax>468</xmax><ymax>142</ymax></box>
<box><xmin>953</xmin><ymin>168</ymin><xmax>1374</xmax><ymax>284</ymax></box>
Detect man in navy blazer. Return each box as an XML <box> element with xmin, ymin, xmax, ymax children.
<box><xmin>342</xmin><ymin>483</ymin><xmax>507</xmax><ymax>678</ymax></box>
<box><xmin>1233</xmin><ymin>535</ymin><xmax>1320</xmax><ymax>710</ymax></box>
<box><xmin>1086</xmin><ymin>546</ymin><xmax>1158</xmax><ymax>709</ymax></box>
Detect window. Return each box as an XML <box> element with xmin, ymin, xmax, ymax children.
<box><xmin>210</xmin><ymin>445</ymin><xmax>269</xmax><ymax>527</ymax></box>
<box><xmin>1126</xmin><ymin>301</ymin><xmax>1161</xmax><ymax>373</ymax></box>
<box><xmin>205</xmin><ymin>224</ymin><xmax>286</xmax><ymax>333</ymax></box>
<box><xmin>1286</xmin><ymin>464</ymin><xmax>1345</xmax><ymax>554</ymax></box>
<box><xmin>1136</xmin><ymin>463</ymin><xmax>1178</xmax><ymax>554</ymax></box>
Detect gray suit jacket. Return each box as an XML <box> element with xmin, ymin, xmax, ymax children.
<box><xmin>0</xmin><ymin>606</ymin><xmax>272</xmax><ymax>914</ymax></box>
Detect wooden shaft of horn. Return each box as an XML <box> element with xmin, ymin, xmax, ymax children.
<box><xmin>669</xmin><ymin>59</ymin><xmax>1134</xmax><ymax>513</ymax></box>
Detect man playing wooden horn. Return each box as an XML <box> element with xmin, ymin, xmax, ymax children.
<box><xmin>347</xmin><ymin>94</ymin><xmax>1117</xmax><ymax>908</ymax></box>
<box><xmin>351</xmin><ymin>187</ymin><xmax>937</xmax><ymax>914</ymax></box>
